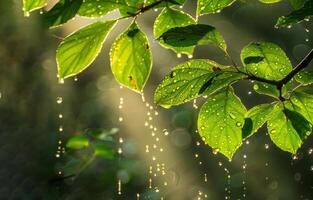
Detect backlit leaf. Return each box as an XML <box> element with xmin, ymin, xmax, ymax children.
<box><xmin>241</xmin><ymin>42</ymin><xmax>292</xmax><ymax>80</ymax></box>
<box><xmin>197</xmin><ymin>0</ymin><xmax>236</xmax><ymax>16</ymax></box>
<box><xmin>154</xmin><ymin>7</ymin><xmax>196</xmax><ymax>56</ymax></box>
<box><xmin>243</xmin><ymin>103</ymin><xmax>275</xmax><ymax>138</ymax></box>
<box><xmin>43</xmin><ymin>0</ymin><xmax>83</xmax><ymax>28</ymax></box>
<box><xmin>267</xmin><ymin>103</ymin><xmax>311</xmax><ymax>154</ymax></box>
<box><xmin>154</xmin><ymin>59</ymin><xmax>246</xmax><ymax>107</ymax></box>
<box><xmin>78</xmin><ymin>0</ymin><xmax>125</xmax><ymax>17</ymax></box>
<box><xmin>276</xmin><ymin>0</ymin><xmax>313</xmax><ymax>28</ymax></box>
<box><xmin>110</xmin><ymin>22</ymin><xmax>152</xmax><ymax>92</ymax></box>
<box><xmin>57</xmin><ymin>20</ymin><xmax>116</xmax><ymax>79</ymax></box>
<box><xmin>158</xmin><ymin>24</ymin><xmax>227</xmax><ymax>51</ymax></box>
<box><xmin>295</xmin><ymin>70</ymin><xmax>313</xmax><ymax>85</ymax></box>
<box><xmin>198</xmin><ymin>87</ymin><xmax>247</xmax><ymax>160</ymax></box>
<box><xmin>23</xmin><ymin>0</ymin><xmax>46</xmax><ymax>15</ymax></box>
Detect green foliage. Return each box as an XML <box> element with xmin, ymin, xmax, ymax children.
<box><xmin>288</xmin><ymin>0</ymin><xmax>308</xmax><ymax>9</ymax></box>
<box><xmin>295</xmin><ymin>71</ymin><xmax>313</xmax><ymax>85</ymax></box>
<box><xmin>66</xmin><ymin>135</ymin><xmax>89</xmax><ymax>149</ymax></box>
<box><xmin>157</xmin><ymin>24</ymin><xmax>227</xmax><ymax>51</ymax></box>
<box><xmin>154</xmin><ymin>59</ymin><xmax>245</xmax><ymax>107</ymax></box>
<box><xmin>267</xmin><ymin>103</ymin><xmax>311</xmax><ymax>154</ymax></box>
<box><xmin>78</xmin><ymin>0</ymin><xmax>124</xmax><ymax>17</ymax></box>
<box><xmin>57</xmin><ymin>20</ymin><xmax>116</xmax><ymax>79</ymax></box>
<box><xmin>241</xmin><ymin>42</ymin><xmax>292</xmax><ymax>80</ymax></box>
<box><xmin>23</xmin><ymin>0</ymin><xmax>46</xmax><ymax>15</ymax></box>
<box><xmin>276</xmin><ymin>0</ymin><xmax>313</xmax><ymax>27</ymax></box>
<box><xmin>110</xmin><ymin>22</ymin><xmax>152</xmax><ymax>92</ymax></box>
<box><xmin>244</xmin><ymin>103</ymin><xmax>276</xmax><ymax>138</ymax></box>
<box><xmin>43</xmin><ymin>0</ymin><xmax>83</xmax><ymax>28</ymax></box>
<box><xmin>198</xmin><ymin>87</ymin><xmax>246</xmax><ymax>160</ymax></box>
<box><xmin>154</xmin><ymin>7</ymin><xmax>196</xmax><ymax>56</ymax></box>
<box><xmin>259</xmin><ymin>0</ymin><xmax>282</xmax><ymax>3</ymax></box>
<box><xmin>23</xmin><ymin>0</ymin><xmax>313</xmax><ymax>160</ymax></box>
<box><xmin>197</xmin><ymin>0</ymin><xmax>235</xmax><ymax>15</ymax></box>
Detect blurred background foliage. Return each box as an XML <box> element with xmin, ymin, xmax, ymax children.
<box><xmin>0</xmin><ymin>0</ymin><xmax>313</xmax><ymax>199</ymax></box>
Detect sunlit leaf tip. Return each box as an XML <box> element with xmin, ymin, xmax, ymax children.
<box><xmin>23</xmin><ymin>0</ymin><xmax>46</xmax><ymax>16</ymax></box>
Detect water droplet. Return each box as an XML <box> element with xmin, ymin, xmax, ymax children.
<box><xmin>270</xmin><ymin>129</ymin><xmax>276</xmax><ymax>134</ymax></box>
<box><xmin>56</xmin><ymin>97</ymin><xmax>63</xmax><ymax>104</ymax></box>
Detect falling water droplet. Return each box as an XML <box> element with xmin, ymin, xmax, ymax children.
<box><xmin>56</xmin><ymin>97</ymin><xmax>63</xmax><ymax>104</ymax></box>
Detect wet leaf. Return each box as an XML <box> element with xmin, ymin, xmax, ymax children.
<box><xmin>43</xmin><ymin>0</ymin><xmax>83</xmax><ymax>28</ymax></box>
<box><xmin>288</xmin><ymin>90</ymin><xmax>313</xmax><ymax>124</ymax></box>
<box><xmin>198</xmin><ymin>87</ymin><xmax>247</xmax><ymax>160</ymax></box>
<box><xmin>241</xmin><ymin>42</ymin><xmax>292</xmax><ymax>80</ymax></box>
<box><xmin>23</xmin><ymin>0</ymin><xmax>46</xmax><ymax>15</ymax></box>
<box><xmin>295</xmin><ymin>70</ymin><xmax>313</xmax><ymax>85</ymax></box>
<box><xmin>244</xmin><ymin>103</ymin><xmax>276</xmax><ymax>138</ymax></box>
<box><xmin>154</xmin><ymin>7</ymin><xmax>196</xmax><ymax>56</ymax></box>
<box><xmin>158</xmin><ymin>24</ymin><xmax>227</xmax><ymax>51</ymax></box>
<box><xmin>110</xmin><ymin>22</ymin><xmax>152</xmax><ymax>92</ymax></box>
<box><xmin>154</xmin><ymin>59</ymin><xmax>245</xmax><ymax>107</ymax></box>
<box><xmin>267</xmin><ymin>103</ymin><xmax>311</xmax><ymax>154</ymax></box>
<box><xmin>197</xmin><ymin>0</ymin><xmax>235</xmax><ymax>16</ymax></box>
<box><xmin>78</xmin><ymin>0</ymin><xmax>125</xmax><ymax>17</ymax></box>
<box><xmin>276</xmin><ymin>0</ymin><xmax>313</xmax><ymax>27</ymax></box>
<box><xmin>57</xmin><ymin>20</ymin><xmax>116</xmax><ymax>79</ymax></box>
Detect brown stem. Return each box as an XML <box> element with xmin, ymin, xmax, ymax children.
<box><xmin>126</xmin><ymin>0</ymin><xmax>166</xmax><ymax>16</ymax></box>
<box><xmin>240</xmin><ymin>49</ymin><xmax>313</xmax><ymax>100</ymax></box>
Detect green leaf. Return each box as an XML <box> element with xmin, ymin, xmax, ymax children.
<box><xmin>86</xmin><ymin>128</ymin><xmax>119</xmax><ymax>141</ymax></box>
<box><xmin>288</xmin><ymin>90</ymin><xmax>313</xmax><ymax>124</ymax></box>
<box><xmin>110</xmin><ymin>22</ymin><xmax>152</xmax><ymax>92</ymax></box>
<box><xmin>198</xmin><ymin>87</ymin><xmax>247</xmax><ymax>160</ymax></box>
<box><xmin>158</xmin><ymin>24</ymin><xmax>227</xmax><ymax>51</ymax></box>
<box><xmin>253</xmin><ymin>82</ymin><xmax>280</xmax><ymax>98</ymax></box>
<box><xmin>197</xmin><ymin>0</ymin><xmax>236</xmax><ymax>16</ymax></box>
<box><xmin>267</xmin><ymin>104</ymin><xmax>311</xmax><ymax>154</ymax></box>
<box><xmin>43</xmin><ymin>0</ymin><xmax>83</xmax><ymax>28</ymax></box>
<box><xmin>78</xmin><ymin>0</ymin><xmax>125</xmax><ymax>17</ymax></box>
<box><xmin>154</xmin><ymin>7</ymin><xmax>196</xmax><ymax>56</ymax></box>
<box><xmin>243</xmin><ymin>103</ymin><xmax>275</xmax><ymax>138</ymax></box>
<box><xmin>241</xmin><ymin>42</ymin><xmax>292</xmax><ymax>80</ymax></box>
<box><xmin>146</xmin><ymin>0</ymin><xmax>186</xmax><ymax>7</ymax></box>
<box><xmin>23</xmin><ymin>0</ymin><xmax>46</xmax><ymax>15</ymax></box>
<box><xmin>66</xmin><ymin>136</ymin><xmax>90</xmax><ymax>149</ymax></box>
<box><xmin>295</xmin><ymin>70</ymin><xmax>313</xmax><ymax>85</ymax></box>
<box><xmin>288</xmin><ymin>0</ymin><xmax>308</xmax><ymax>9</ymax></box>
<box><xmin>154</xmin><ymin>59</ymin><xmax>246</xmax><ymax>107</ymax></box>
<box><xmin>57</xmin><ymin>20</ymin><xmax>116</xmax><ymax>79</ymax></box>
<box><xmin>94</xmin><ymin>144</ymin><xmax>115</xmax><ymax>159</ymax></box>
<box><xmin>253</xmin><ymin>81</ymin><xmax>293</xmax><ymax>99</ymax></box>
<box><xmin>276</xmin><ymin>0</ymin><xmax>313</xmax><ymax>28</ymax></box>
<box><xmin>259</xmin><ymin>0</ymin><xmax>282</xmax><ymax>3</ymax></box>
<box><xmin>118</xmin><ymin>0</ymin><xmax>144</xmax><ymax>16</ymax></box>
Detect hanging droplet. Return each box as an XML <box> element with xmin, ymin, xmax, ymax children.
<box><xmin>56</xmin><ymin>97</ymin><xmax>63</xmax><ymax>104</ymax></box>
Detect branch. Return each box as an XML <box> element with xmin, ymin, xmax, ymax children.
<box><xmin>280</xmin><ymin>48</ymin><xmax>313</xmax><ymax>85</ymax></box>
<box><xmin>126</xmin><ymin>0</ymin><xmax>166</xmax><ymax>17</ymax></box>
<box><xmin>240</xmin><ymin>49</ymin><xmax>313</xmax><ymax>100</ymax></box>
